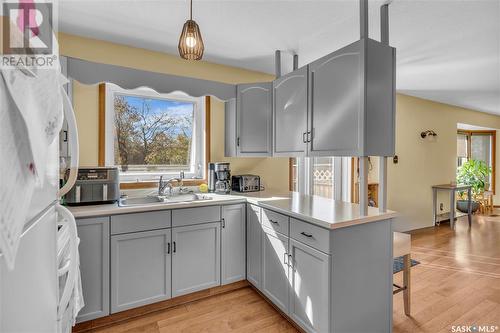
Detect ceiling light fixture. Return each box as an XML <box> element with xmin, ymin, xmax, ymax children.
<box><xmin>178</xmin><ymin>0</ymin><xmax>204</xmax><ymax>61</ymax></box>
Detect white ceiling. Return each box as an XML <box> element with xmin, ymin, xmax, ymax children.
<box><xmin>58</xmin><ymin>0</ymin><xmax>500</xmax><ymax>115</ymax></box>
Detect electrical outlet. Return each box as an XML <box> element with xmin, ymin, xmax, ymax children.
<box><xmin>440</xmin><ymin>203</ymin><xmax>444</xmax><ymax>211</ymax></box>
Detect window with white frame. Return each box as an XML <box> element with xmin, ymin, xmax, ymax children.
<box><xmin>105</xmin><ymin>84</ymin><xmax>205</xmax><ymax>182</ymax></box>
<box><xmin>291</xmin><ymin>157</ymin><xmax>348</xmax><ymax>201</ymax></box>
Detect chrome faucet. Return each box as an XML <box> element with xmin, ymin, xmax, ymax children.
<box><xmin>158</xmin><ymin>176</ymin><xmax>178</xmax><ymax>196</ymax></box>
<box><xmin>158</xmin><ymin>173</ymin><xmax>190</xmax><ymax>196</ymax></box>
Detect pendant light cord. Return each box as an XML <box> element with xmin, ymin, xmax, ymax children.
<box><xmin>190</xmin><ymin>0</ymin><xmax>193</xmax><ymax>20</ymax></box>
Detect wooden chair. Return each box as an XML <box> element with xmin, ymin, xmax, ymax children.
<box><xmin>393</xmin><ymin>232</ymin><xmax>411</xmax><ymax>315</ymax></box>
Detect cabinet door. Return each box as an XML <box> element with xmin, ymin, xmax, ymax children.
<box><xmin>76</xmin><ymin>217</ymin><xmax>110</xmax><ymax>322</ymax></box>
<box><xmin>308</xmin><ymin>41</ymin><xmax>363</xmax><ymax>156</ymax></box>
<box><xmin>273</xmin><ymin>67</ymin><xmax>308</xmax><ymax>156</ymax></box>
<box><xmin>289</xmin><ymin>239</ymin><xmax>330</xmax><ymax>333</ymax></box>
<box><xmin>172</xmin><ymin>222</ymin><xmax>221</xmax><ymax>297</ymax></box>
<box><xmin>237</xmin><ymin>82</ymin><xmax>272</xmax><ymax>156</ymax></box>
<box><xmin>246</xmin><ymin>205</ymin><xmax>262</xmax><ymax>289</ymax></box>
<box><xmin>110</xmin><ymin>229</ymin><xmax>171</xmax><ymax>313</ymax></box>
<box><xmin>225</xmin><ymin>98</ymin><xmax>237</xmax><ymax>157</ymax></box>
<box><xmin>221</xmin><ymin>204</ymin><xmax>246</xmax><ymax>285</ymax></box>
<box><xmin>262</xmin><ymin>227</ymin><xmax>289</xmax><ymax>314</ymax></box>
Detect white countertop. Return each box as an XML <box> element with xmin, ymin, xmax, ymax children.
<box><xmin>258</xmin><ymin>193</ymin><xmax>396</xmax><ymax>230</ymax></box>
<box><xmin>68</xmin><ymin>191</ymin><xmax>395</xmax><ymax>230</ymax></box>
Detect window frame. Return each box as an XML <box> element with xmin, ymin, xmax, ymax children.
<box><xmin>289</xmin><ymin>157</ymin><xmax>344</xmax><ymax>200</ymax></box>
<box><xmin>99</xmin><ymin>83</ymin><xmax>209</xmax><ymax>187</ymax></box>
<box><xmin>457</xmin><ymin>129</ymin><xmax>496</xmax><ymax>194</ymax></box>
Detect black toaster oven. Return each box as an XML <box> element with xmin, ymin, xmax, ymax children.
<box><xmin>231</xmin><ymin>175</ymin><xmax>261</xmax><ymax>192</ymax></box>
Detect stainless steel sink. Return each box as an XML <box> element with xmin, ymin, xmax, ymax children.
<box><xmin>119</xmin><ymin>193</ymin><xmax>212</xmax><ymax>207</ymax></box>
<box><xmin>119</xmin><ymin>196</ymin><xmax>164</xmax><ymax>206</ymax></box>
<box><xmin>164</xmin><ymin>193</ymin><xmax>212</xmax><ymax>203</ymax></box>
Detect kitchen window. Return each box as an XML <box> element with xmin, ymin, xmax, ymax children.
<box><xmin>290</xmin><ymin>157</ymin><xmax>347</xmax><ymax>200</ymax></box>
<box><xmin>457</xmin><ymin>130</ymin><xmax>496</xmax><ymax>192</ymax></box>
<box><xmin>105</xmin><ymin>84</ymin><xmax>206</xmax><ymax>183</ymax></box>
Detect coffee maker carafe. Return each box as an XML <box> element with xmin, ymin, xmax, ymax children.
<box><xmin>208</xmin><ymin>162</ymin><xmax>231</xmax><ymax>194</ymax></box>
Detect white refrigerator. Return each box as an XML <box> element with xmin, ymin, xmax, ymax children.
<box><xmin>0</xmin><ymin>65</ymin><xmax>80</xmax><ymax>333</ymax></box>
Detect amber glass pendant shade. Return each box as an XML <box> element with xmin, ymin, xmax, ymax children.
<box><xmin>178</xmin><ymin>19</ymin><xmax>204</xmax><ymax>60</ymax></box>
<box><xmin>178</xmin><ymin>0</ymin><xmax>204</xmax><ymax>60</ymax></box>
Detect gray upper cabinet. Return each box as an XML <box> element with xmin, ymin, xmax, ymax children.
<box><xmin>273</xmin><ymin>66</ymin><xmax>308</xmax><ymax>156</ymax></box>
<box><xmin>76</xmin><ymin>217</ymin><xmax>110</xmax><ymax>323</ymax></box>
<box><xmin>308</xmin><ymin>39</ymin><xmax>395</xmax><ymax>157</ymax></box>
<box><xmin>110</xmin><ymin>229</ymin><xmax>171</xmax><ymax>313</ymax></box>
<box><xmin>288</xmin><ymin>239</ymin><xmax>330</xmax><ymax>333</ymax></box>
<box><xmin>172</xmin><ymin>222</ymin><xmax>221</xmax><ymax>297</ymax></box>
<box><xmin>246</xmin><ymin>204</ymin><xmax>262</xmax><ymax>289</ymax></box>
<box><xmin>221</xmin><ymin>204</ymin><xmax>246</xmax><ymax>285</ymax></box>
<box><xmin>224</xmin><ymin>98</ymin><xmax>237</xmax><ymax>157</ymax></box>
<box><xmin>236</xmin><ymin>82</ymin><xmax>273</xmax><ymax>156</ymax></box>
<box><xmin>261</xmin><ymin>226</ymin><xmax>289</xmax><ymax>314</ymax></box>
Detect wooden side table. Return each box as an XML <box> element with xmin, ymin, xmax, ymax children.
<box><xmin>432</xmin><ymin>184</ymin><xmax>472</xmax><ymax>229</ymax></box>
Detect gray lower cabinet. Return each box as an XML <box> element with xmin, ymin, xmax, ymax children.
<box><xmin>246</xmin><ymin>204</ymin><xmax>262</xmax><ymax>289</ymax></box>
<box><xmin>221</xmin><ymin>204</ymin><xmax>246</xmax><ymax>285</ymax></box>
<box><xmin>273</xmin><ymin>66</ymin><xmax>308</xmax><ymax>156</ymax></box>
<box><xmin>288</xmin><ymin>239</ymin><xmax>330</xmax><ymax>333</ymax></box>
<box><xmin>236</xmin><ymin>82</ymin><xmax>272</xmax><ymax>156</ymax></box>
<box><xmin>261</xmin><ymin>226</ymin><xmax>289</xmax><ymax>314</ymax></box>
<box><xmin>76</xmin><ymin>217</ymin><xmax>110</xmax><ymax>323</ymax></box>
<box><xmin>172</xmin><ymin>222</ymin><xmax>221</xmax><ymax>297</ymax></box>
<box><xmin>110</xmin><ymin>229</ymin><xmax>171</xmax><ymax>313</ymax></box>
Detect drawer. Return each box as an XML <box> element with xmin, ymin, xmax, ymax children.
<box><xmin>172</xmin><ymin>206</ymin><xmax>221</xmax><ymax>227</ymax></box>
<box><xmin>290</xmin><ymin>218</ymin><xmax>330</xmax><ymax>254</ymax></box>
<box><xmin>262</xmin><ymin>209</ymin><xmax>289</xmax><ymax>236</ymax></box>
<box><xmin>111</xmin><ymin>211</ymin><xmax>171</xmax><ymax>235</ymax></box>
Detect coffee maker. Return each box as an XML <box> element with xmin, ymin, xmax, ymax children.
<box><xmin>208</xmin><ymin>162</ymin><xmax>231</xmax><ymax>194</ymax></box>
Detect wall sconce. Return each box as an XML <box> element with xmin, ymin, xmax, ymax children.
<box><xmin>420</xmin><ymin>130</ymin><xmax>437</xmax><ymax>139</ymax></box>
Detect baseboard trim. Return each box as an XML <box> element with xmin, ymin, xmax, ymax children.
<box><xmin>73</xmin><ymin>280</ymin><xmax>249</xmax><ymax>333</ymax></box>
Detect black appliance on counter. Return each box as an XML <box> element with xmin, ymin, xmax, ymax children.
<box><xmin>232</xmin><ymin>175</ymin><xmax>261</xmax><ymax>192</ymax></box>
<box><xmin>64</xmin><ymin>167</ymin><xmax>120</xmax><ymax>205</ymax></box>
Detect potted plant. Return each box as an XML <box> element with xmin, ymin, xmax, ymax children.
<box><xmin>456</xmin><ymin>159</ymin><xmax>491</xmax><ymax>213</ymax></box>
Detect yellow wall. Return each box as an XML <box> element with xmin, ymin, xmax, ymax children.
<box><xmin>60</xmin><ymin>33</ymin><xmax>290</xmax><ymax>192</ymax></box>
<box><xmin>388</xmin><ymin>94</ymin><xmax>500</xmax><ymax>231</ymax></box>
<box><xmin>61</xmin><ymin>33</ymin><xmax>500</xmax><ymax>228</ymax></box>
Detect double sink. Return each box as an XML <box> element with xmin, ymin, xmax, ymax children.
<box><xmin>119</xmin><ymin>193</ymin><xmax>212</xmax><ymax>207</ymax></box>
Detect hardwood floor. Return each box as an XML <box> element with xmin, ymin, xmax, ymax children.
<box><xmin>393</xmin><ymin>211</ymin><xmax>500</xmax><ymax>333</ymax></box>
<box><xmin>79</xmin><ymin>212</ymin><xmax>500</xmax><ymax>333</ymax></box>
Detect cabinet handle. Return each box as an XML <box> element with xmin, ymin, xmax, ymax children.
<box><xmin>283</xmin><ymin>252</ymin><xmax>288</xmax><ymax>265</ymax></box>
<box><xmin>289</xmin><ymin>254</ymin><xmax>294</xmax><ymax>269</ymax></box>
<box><xmin>173</xmin><ymin>241</ymin><xmax>176</xmax><ymax>253</ymax></box>
<box><xmin>237</xmin><ymin>137</ymin><xmax>240</xmax><ymax>147</ymax></box>
<box><xmin>302</xmin><ymin>132</ymin><xmax>307</xmax><ymax>143</ymax></box>
<box><xmin>63</xmin><ymin>130</ymin><xmax>68</xmax><ymax>142</ymax></box>
<box><xmin>166</xmin><ymin>242</ymin><xmax>171</xmax><ymax>254</ymax></box>
<box><xmin>306</xmin><ymin>130</ymin><xmax>312</xmax><ymax>143</ymax></box>
<box><xmin>269</xmin><ymin>219</ymin><xmax>279</xmax><ymax>225</ymax></box>
<box><xmin>300</xmin><ymin>231</ymin><xmax>313</xmax><ymax>238</ymax></box>
<box><xmin>222</xmin><ymin>218</ymin><xmax>225</xmax><ymax>228</ymax></box>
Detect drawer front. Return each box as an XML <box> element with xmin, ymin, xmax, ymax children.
<box><xmin>290</xmin><ymin>218</ymin><xmax>330</xmax><ymax>254</ymax></box>
<box><xmin>262</xmin><ymin>209</ymin><xmax>289</xmax><ymax>236</ymax></box>
<box><xmin>111</xmin><ymin>211</ymin><xmax>171</xmax><ymax>235</ymax></box>
<box><xmin>172</xmin><ymin>206</ymin><xmax>221</xmax><ymax>227</ymax></box>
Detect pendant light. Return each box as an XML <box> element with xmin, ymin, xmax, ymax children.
<box><xmin>178</xmin><ymin>0</ymin><xmax>204</xmax><ymax>60</ymax></box>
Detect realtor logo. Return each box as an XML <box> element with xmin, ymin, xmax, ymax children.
<box><xmin>1</xmin><ymin>0</ymin><xmax>57</xmax><ymax>69</ymax></box>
